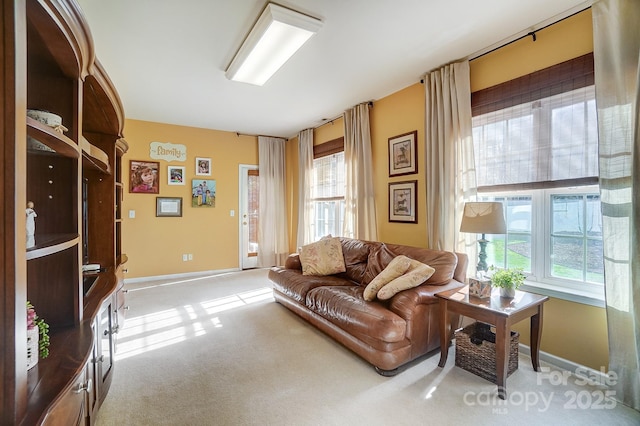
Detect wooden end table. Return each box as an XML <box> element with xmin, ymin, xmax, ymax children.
<box><xmin>436</xmin><ymin>286</ymin><xmax>548</xmax><ymax>399</ymax></box>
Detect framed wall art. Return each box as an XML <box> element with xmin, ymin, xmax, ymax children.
<box><xmin>191</xmin><ymin>179</ymin><xmax>216</xmax><ymax>207</ymax></box>
<box><xmin>388</xmin><ymin>130</ymin><xmax>417</xmax><ymax>177</ymax></box>
<box><xmin>156</xmin><ymin>197</ymin><xmax>183</xmax><ymax>217</ymax></box>
<box><xmin>167</xmin><ymin>165</ymin><xmax>185</xmax><ymax>185</ymax></box>
<box><xmin>129</xmin><ymin>160</ymin><xmax>160</xmax><ymax>194</ymax></box>
<box><xmin>389</xmin><ymin>180</ymin><xmax>417</xmax><ymax>223</ymax></box>
<box><xmin>196</xmin><ymin>157</ymin><xmax>212</xmax><ymax>176</ymax></box>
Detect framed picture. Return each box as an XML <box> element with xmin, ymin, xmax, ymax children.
<box><xmin>389</xmin><ymin>180</ymin><xmax>417</xmax><ymax>223</ymax></box>
<box><xmin>191</xmin><ymin>179</ymin><xmax>216</xmax><ymax>207</ymax></box>
<box><xmin>129</xmin><ymin>160</ymin><xmax>160</xmax><ymax>194</ymax></box>
<box><xmin>388</xmin><ymin>130</ymin><xmax>417</xmax><ymax>176</ymax></box>
<box><xmin>196</xmin><ymin>157</ymin><xmax>212</xmax><ymax>176</ymax></box>
<box><xmin>168</xmin><ymin>165</ymin><xmax>185</xmax><ymax>185</ymax></box>
<box><xmin>156</xmin><ymin>197</ymin><xmax>183</xmax><ymax>217</ymax></box>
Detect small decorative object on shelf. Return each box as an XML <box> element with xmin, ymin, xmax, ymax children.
<box><xmin>27</xmin><ymin>301</ymin><xmax>50</xmax><ymax>369</ymax></box>
<box><xmin>27</xmin><ymin>109</ymin><xmax>68</xmax><ymax>133</ymax></box>
<box><xmin>26</xmin><ymin>201</ymin><xmax>37</xmax><ymax>249</ymax></box>
<box><xmin>27</xmin><ymin>136</ymin><xmax>55</xmax><ymax>153</ymax></box>
<box><xmin>469</xmin><ymin>275</ymin><xmax>492</xmax><ymax>299</ymax></box>
<box><xmin>488</xmin><ymin>266</ymin><xmax>525</xmax><ymax>299</ymax></box>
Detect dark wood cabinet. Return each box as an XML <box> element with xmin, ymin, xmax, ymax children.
<box><xmin>1</xmin><ymin>1</ymin><xmax>128</xmax><ymax>424</ymax></box>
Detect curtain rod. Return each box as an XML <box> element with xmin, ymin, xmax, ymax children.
<box><xmin>468</xmin><ymin>3</ymin><xmax>592</xmax><ymax>62</ymax></box>
<box><xmin>234</xmin><ymin>132</ymin><xmax>288</xmax><ymax>141</ymax></box>
<box><xmin>313</xmin><ymin>114</ymin><xmax>342</xmax><ymax>130</ymax></box>
<box><xmin>313</xmin><ymin>101</ymin><xmax>374</xmax><ymax>130</ymax></box>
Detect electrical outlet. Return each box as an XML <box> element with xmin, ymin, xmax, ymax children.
<box><xmin>182</xmin><ymin>254</ymin><xmax>188</xmax><ymax>261</ymax></box>
<box><xmin>188</xmin><ymin>254</ymin><xmax>193</xmax><ymax>261</ymax></box>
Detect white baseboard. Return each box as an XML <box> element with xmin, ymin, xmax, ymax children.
<box><xmin>124</xmin><ymin>268</ymin><xmax>241</xmax><ymax>284</ymax></box>
<box><xmin>519</xmin><ymin>343</ymin><xmax>609</xmax><ymax>383</ymax></box>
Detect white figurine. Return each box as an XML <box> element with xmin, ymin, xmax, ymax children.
<box><xmin>26</xmin><ymin>201</ymin><xmax>37</xmax><ymax>248</ymax></box>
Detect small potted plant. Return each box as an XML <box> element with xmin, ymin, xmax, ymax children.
<box><xmin>488</xmin><ymin>266</ymin><xmax>525</xmax><ymax>298</ymax></box>
<box><xmin>27</xmin><ymin>301</ymin><xmax>50</xmax><ymax>368</ymax></box>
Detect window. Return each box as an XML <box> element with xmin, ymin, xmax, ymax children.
<box><xmin>471</xmin><ymin>54</ymin><xmax>604</xmax><ymax>305</ymax></box>
<box><xmin>480</xmin><ymin>188</ymin><xmax>603</xmax><ymax>299</ymax></box>
<box><xmin>310</xmin><ymin>139</ymin><xmax>345</xmax><ymax>241</ymax></box>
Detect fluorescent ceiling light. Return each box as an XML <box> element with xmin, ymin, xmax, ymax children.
<box><xmin>225</xmin><ymin>3</ymin><xmax>322</xmax><ymax>86</ymax></box>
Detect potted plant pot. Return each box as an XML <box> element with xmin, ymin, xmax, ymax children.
<box><xmin>500</xmin><ymin>287</ymin><xmax>516</xmax><ymax>299</ymax></box>
<box><xmin>489</xmin><ymin>267</ymin><xmax>525</xmax><ymax>299</ymax></box>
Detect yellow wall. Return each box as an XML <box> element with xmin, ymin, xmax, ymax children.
<box><xmin>122</xmin><ymin>119</ymin><xmax>258</xmax><ymax>278</ymax></box>
<box><xmin>371</xmin><ymin>84</ymin><xmax>426</xmax><ymax>246</ymax></box>
<box><xmin>285</xmin><ymin>135</ymin><xmax>299</xmax><ymax>251</ymax></box>
<box><xmin>283</xmin><ymin>9</ymin><xmax>607</xmax><ymax>370</ymax></box>
<box><xmin>513</xmin><ymin>298</ymin><xmax>609</xmax><ymax>370</ymax></box>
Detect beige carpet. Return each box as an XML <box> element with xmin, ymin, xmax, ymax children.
<box><xmin>96</xmin><ymin>269</ymin><xmax>640</xmax><ymax>426</ymax></box>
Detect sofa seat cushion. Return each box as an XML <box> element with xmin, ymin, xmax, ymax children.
<box><xmin>270</xmin><ymin>268</ymin><xmax>354</xmax><ymax>304</ymax></box>
<box><xmin>306</xmin><ymin>286</ymin><xmax>406</xmax><ymax>343</ymax></box>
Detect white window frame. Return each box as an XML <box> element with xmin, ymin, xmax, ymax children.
<box><xmin>310</xmin><ymin>152</ymin><xmax>345</xmax><ymax>240</ymax></box>
<box><xmin>481</xmin><ymin>185</ymin><xmax>604</xmax><ymax>307</ymax></box>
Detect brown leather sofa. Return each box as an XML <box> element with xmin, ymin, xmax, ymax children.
<box><xmin>268</xmin><ymin>238</ymin><xmax>468</xmax><ymax>375</ymax></box>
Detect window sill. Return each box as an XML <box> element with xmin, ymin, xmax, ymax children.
<box><xmin>520</xmin><ymin>280</ymin><xmax>605</xmax><ymax>308</ymax></box>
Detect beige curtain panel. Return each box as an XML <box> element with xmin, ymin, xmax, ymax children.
<box><xmin>592</xmin><ymin>0</ymin><xmax>640</xmax><ymax>411</ymax></box>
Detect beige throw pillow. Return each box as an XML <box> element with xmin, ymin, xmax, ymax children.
<box><xmin>363</xmin><ymin>255</ymin><xmax>412</xmax><ymax>301</ymax></box>
<box><xmin>299</xmin><ymin>237</ymin><xmax>346</xmax><ymax>276</ymax></box>
<box><xmin>377</xmin><ymin>259</ymin><xmax>435</xmax><ymax>300</ymax></box>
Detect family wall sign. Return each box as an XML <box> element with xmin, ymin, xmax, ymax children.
<box><xmin>150</xmin><ymin>141</ymin><xmax>187</xmax><ymax>162</ymax></box>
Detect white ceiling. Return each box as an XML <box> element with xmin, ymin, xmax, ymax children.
<box><xmin>76</xmin><ymin>0</ymin><xmax>590</xmax><ymax>139</ymax></box>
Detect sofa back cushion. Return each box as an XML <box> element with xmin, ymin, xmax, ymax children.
<box><xmin>335</xmin><ymin>238</ymin><xmax>381</xmax><ymax>284</ymax></box>
<box><xmin>299</xmin><ymin>237</ymin><xmax>346</xmax><ymax>276</ymax></box>
<box><xmin>362</xmin><ymin>243</ymin><xmax>458</xmax><ymax>286</ymax></box>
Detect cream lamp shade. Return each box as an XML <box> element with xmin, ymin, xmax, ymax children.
<box><xmin>460</xmin><ymin>201</ymin><xmax>506</xmax><ymax>272</ymax></box>
<box><xmin>460</xmin><ymin>202</ymin><xmax>507</xmax><ymax>235</ymax></box>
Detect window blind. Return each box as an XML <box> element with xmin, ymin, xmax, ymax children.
<box><xmin>472</xmin><ymin>53</ymin><xmax>598</xmax><ymax>191</ymax></box>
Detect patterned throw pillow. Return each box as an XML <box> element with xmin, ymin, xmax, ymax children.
<box><xmin>363</xmin><ymin>255</ymin><xmax>412</xmax><ymax>301</ymax></box>
<box><xmin>299</xmin><ymin>237</ymin><xmax>346</xmax><ymax>276</ymax></box>
<box><xmin>377</xmin><ymin>259</ymin><xmax>435</xmax><ymax>300</ymax></box>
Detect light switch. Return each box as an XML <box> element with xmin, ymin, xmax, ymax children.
<box><xmin>230</xmin><ymin>210</ymin><xmax>235</xmax><ymax>217</ymax></box>
<box><xmin>129</xmin><ymin>210</ymin><xmax>135</xmax><ymax>218</ymax></box>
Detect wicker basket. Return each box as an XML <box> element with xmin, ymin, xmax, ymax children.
<box><xmin>455</xmin><ymin>322</ymin><xmax>518</xmax><ymax>384</ymax></box>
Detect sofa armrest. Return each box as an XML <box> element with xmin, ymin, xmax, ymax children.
<box><xmin>387</xmin><ymin>279</ymin><xmax>466</xmax><ymax>320</ymax></box>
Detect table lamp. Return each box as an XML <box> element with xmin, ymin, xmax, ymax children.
<box><xmin>460</xmin><ymin>202</ymin><xmax>507</xmax><ymax>272</ymax></box>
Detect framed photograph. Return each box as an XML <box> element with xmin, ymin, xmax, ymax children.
<box><xmin>156</xmin><ymin>197</ymin><xmax>183</xmax><ymax>217</ymax></box>
<box><xmin>196</xmin><ymin>157</ymin><xmax>212</xmax><ymax>176</ymax></box>
<box><xmin>129</xmin><ymin>160</ymin><xmax>160</xmax><ymax>194</ymax></box>
<box><xmin>388</xmin><ymin>130</ymin><xmax>417</xmax><ymax>176</ymax></box>
<box><xmin>191</xmin><ymin>179</ymin><xmax>216</xmax><ymax>207</ymax></box>
<box><xmin>167</xmin><ymin>165</ymin><xmax>185</xmax><ymax>185</ymax></box>
<box><xmin>389</xmin><ymin>180</ymin><xmax>417</xmax><ymax>223</ymax></box>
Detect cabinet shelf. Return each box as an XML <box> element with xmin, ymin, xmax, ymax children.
<box><xmin>27</xmin><ymin>117</ymin><xmax>79</xmax><ymax>158</ymax></box>
<box><xmin>24</xmin><ymin>322</ymin><xmax>94</xmax><ymax>426</ymax></box>
<box><xmin>80</xmin><ymin>136</ymin><xmax>111</xmax><ymax>174</ymax></box>
<box><xmin>26</xmin><ymin>234</ymin><xmax>79</xmax><ymax>260</ymax></box>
